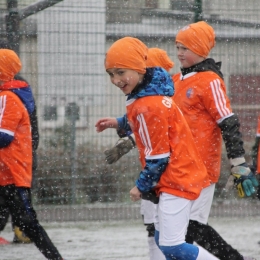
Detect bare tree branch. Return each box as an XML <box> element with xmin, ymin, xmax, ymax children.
<box><xmin>19</xmin><ymin>0</ymin><xmax>63</xmax><ymax>20</ymax></box>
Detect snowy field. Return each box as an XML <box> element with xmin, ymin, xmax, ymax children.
<box><xmin>1</xmin><ymin>216</ymin><xmax>260</xmax><ymax>260</ymax></box>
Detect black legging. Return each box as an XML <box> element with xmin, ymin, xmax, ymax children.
<box><xmin>0</xmin><ymin>185</ymin><xmax>62</xmax><ymax>260</ymax></box>
<box><xmin>186</xmin><ymin>220</ymin><xmax>243</xmax><ymax>260</ymax></box>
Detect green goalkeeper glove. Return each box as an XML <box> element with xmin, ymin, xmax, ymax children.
<box><xmin>104</xmin><ymin>136</ymin><xmax>136</xmax><ymax>164</ymax></box>
<box><xmin>226</xmin><ymin>158</ymin><xmax>259</xmax><ymax>197</ymax></box>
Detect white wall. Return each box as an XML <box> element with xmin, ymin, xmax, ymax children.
<box><xmin>203</xmin><ymin>0</ymin><xmax>258</xmax><ymax>22</ymax></box>
<box><xmin>37</xmin><ymin>0</ymin><xmax>106</xmax><ymax>105</ymax></box>
<box><xmin>35</xmin><ymin>0</ymin><xmax>106</xmax><ymax>143</ymax></box>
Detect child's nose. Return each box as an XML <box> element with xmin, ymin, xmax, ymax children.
<box><xmin>113</xmin><ymin>77</ymin><xmax>121</xmax><ymax>85</ymax></box>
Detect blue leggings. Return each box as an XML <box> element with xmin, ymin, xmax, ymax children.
<box><xmin>155</xmin><ymin>230</ymin><xmax>199</xmax><ymax>260</ymax></box>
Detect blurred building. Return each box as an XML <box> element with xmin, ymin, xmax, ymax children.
<box><xmin>0</xmin><ymin>0</ymin><xmax>259</xmax><ymax>144</ymax></box>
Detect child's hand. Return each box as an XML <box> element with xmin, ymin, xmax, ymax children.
<box><xmin>130</xmin><ymin>186</ymin><xmax>142</xmax><ymax>202</ymax></box>
<box><xmin>95</xmin><ymin>117</ymin><xmax>118</xmax><ymax>132</ymax></box>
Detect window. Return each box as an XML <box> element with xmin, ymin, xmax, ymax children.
<box><xmin>65</xmin><ymin>102</ymin><xmax>80</xmax><ymax>121</ymax></box>
<box><xmin>44</xmin><ymin>105</ymin><xmax>57</xmax><ymax>121</ymax></box>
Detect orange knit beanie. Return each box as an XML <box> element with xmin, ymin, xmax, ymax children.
<box><xmin>146</xmin><ymin>48</ymin><xmax>174</xmax><ymax>72</ymax></box>
<box><xmin>105</xmin><ymin>37</ymin><xmax>148</xmax><ymax>74</ymax></box>
<box><xmin>176</xmin><ymin>21</ymin><xmax>215</xmax><ymax>58</ymax></box>
<box><xmin>0</xmin><ymin>49</ymin><xmax>21</xmax><ymax>82</ymax></box>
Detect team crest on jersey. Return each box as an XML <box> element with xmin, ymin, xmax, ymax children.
<box><xmin>162</xmin><ymin>96</ymin><xmax>172</xmax><ymax>108</ymax></box>
<box><xmin>186</xmin><ymin>88</ymin><xmax>194</xmax><ymax>98</ymax></box>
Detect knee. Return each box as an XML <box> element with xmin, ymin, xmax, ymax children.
<box><xmin>160</xmin><ymin>243</ymin><xmax>199</xmax><ymax>259</ymax></box>
<box><xmin>187</xmin><ymin>220</ymin><xmax>204</xmax><ymax>237</ymax></box>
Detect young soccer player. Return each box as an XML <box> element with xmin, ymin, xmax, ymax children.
<box><xmin>0</xmin><ymin>39</ymin><xmax>39</xmax><ymax>244</ymax></box>
<box><xmin>95</xmin><ymin>36</ymin><xmax>219</xmax><ymax>259</ymax></box>
<box><xmin>104</xmin><ymin>47</ymin><xmax>174</xmax><ymax>260</ymax></box>
<box><xmin>251</xmin><ymin>115</ymin><xmax>260</xmax><ymax>198</ymax></box>
<box><xmin>173</xmin><ymin>21</ymin><xmax>257</xmax><ymax>260</ymax></box>
<box><xmin>104</xmin><ymin>47</ymin><xmax>174</xmax><ymax>163</ymax></box>
<box><xmin>0</xmin><ymin>49</ymin><xmax>65</xmax><ymax>260</ymax></box>
<box><xmin>101</xmin><ymin>22</ymin><xmax>257</xmax><ymax>260</ymax></box>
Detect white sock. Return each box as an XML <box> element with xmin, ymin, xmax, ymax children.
<box><xmin>147</xmin><ymin>236</ymin><xmax>165</xmax><ymax>260</ymax></box>
<box><xmin>196</xmin><ymin>245</ymin><xmax>220</xmax><ymax>260</ymax></box>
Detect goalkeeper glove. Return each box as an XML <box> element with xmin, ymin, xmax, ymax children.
<box><xmin>104</xmin><ymin>136</ymin><xmax>136</xmax><ymax>164</ymax></box>
<box><xmin>229</xmin><ymin>158</ymin><xmax>259</xmax><ymax>197</ymax></box>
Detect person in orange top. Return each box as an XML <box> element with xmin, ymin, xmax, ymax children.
<box><xmin>103</xmin><ymin>47</ymin><xmax>174</xmax><ymax>260</ymax></box>
<box><xmin>104</xmin><ymin>47</ymin><xmax>175</xmax><ymax>164</ymax></box>
<box><xmin>251</xmin><ymin>115</ymin><xmax>260</xmax><ymax>198</ymax></box>
<box><xmin>0</xmin><ymin>49</ymin><xmax>65</xmax><ymax>260</ymax></box>
<box><xmin>0</xmin><ymin>39</ymin><xmax>40</xmax><ymax>245</ymax></box>
<box><xmin>173</xmin><ymin>21</ymin><xmax>257</xmax><ymax>260</ymax></box>
<box><xmin>95</xmin><ymin>37</ymin><xmax>220</xmax><ymax>260</ymax></box>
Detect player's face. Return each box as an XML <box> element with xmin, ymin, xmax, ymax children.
<box><xmin>176</xmin><ymin>42</ymin><xmax>204</xmax><ymax>68</ymax></box>
<box><xmin>106</xmin><ymin>68</ymin><xmax>144</xmax><ymax>95</ymax></box>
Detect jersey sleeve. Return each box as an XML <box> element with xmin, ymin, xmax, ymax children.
<box><xmin>252</xmin><ymin>115</ymin><xmax>260</xmax><ymax>171</ymax></box>
<box><xmin>132</xmin><ymin>103</ymin><xmax>171</xmax><ymax>192</ymax></box>
<box><xmin>257</xmin><ymin>115</ymin><xmax>260</xmax><ymax>137</ymax></box>
<box><xmin>134</xmin><ymin>107</ymin><xmax>171</xmax><ymax>192</ymax></box>
<box><xmin>136</xmin><ymin>110</ymin><xmax>171</xmax><ymax>159</ymax></box>
<box><xmin>136</xmin><ymin>157</ymin><xmax>169</xmax><ymax>192</ymax></box>
<box><xmin>201</xmin><ymin>78</ymin><xmax>233</xmax><ymax>123</ymax></box>
<box><xmin>0</xmin><ymin>93</ymin><xmax>23</xmax><ymax>134</ymax></box>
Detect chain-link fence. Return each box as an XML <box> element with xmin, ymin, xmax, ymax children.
<box><xmin>0</xmin><ymin>0</ymin><xmax>260</xmax><ymax>221</ymax></box>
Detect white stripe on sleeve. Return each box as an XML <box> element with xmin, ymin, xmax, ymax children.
<box><xmin>137</xmin><ymin>114</ymin><xmax>152</xmax><ymax>156</ymax></box>
<box><xmin>0</xmin><ymin>95</ymin><xmax>7</xmax><ymax>127</ymax></box>
<box><xmin>210</xmin><ymin>79</ymin><xmax>231</xmax><ymax>118</ymax></box>
<box><xmin>0</xmin><ymin>128</ymin><xmax>14</xmax><ymax>136</ymax></box>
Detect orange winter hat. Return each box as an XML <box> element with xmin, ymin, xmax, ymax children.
<box><xmin>105</xmin><ymin>37</ymin><xmax>148</xmax><ymax>74</ymax></box>
<box><xmin>0</xmin><ymin>49</ymin><xmax>21</xmax><ymax>82</ymax></box>
<box><xmin>176</xmin><ymin>21</ymin><xmax>215</xmax><ymax>58</ymax></box>
<box><xmin>146</xmin><ymin>48</ymin><xmax>174</xmax><ymax>72</ymax></box>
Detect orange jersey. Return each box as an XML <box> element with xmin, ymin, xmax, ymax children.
<box><xmin>0</xmin><ymin>91</ymin><xmax>32</xmax><ymax>187</ymax></box>
<box><xmin>126</xmin><ymin>95</ymin><xmax>210</xmax><ymax>200</ymax></box>
<box><xmin>172</xmin><ymin>71</ymin><xmax>233</xmax><ymax>183</ymax></box>
<box><xmin>257</xmin><ymin>115</ymin><xmax>260</xmax><ymax>173</ymax></box>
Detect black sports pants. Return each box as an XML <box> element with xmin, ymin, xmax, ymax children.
<box><xmin>0</xmin><ymin>185</ymin><xmax>62</xmax><ymax>260</ymax></box>
<box><xmin>186</xmin><ymin>220</ymin><xmax>243</xmax><ymax>260</ymax></box>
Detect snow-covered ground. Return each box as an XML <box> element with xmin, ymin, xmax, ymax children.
<box><xmin>1</xmin><ymin>216</ymin><xmax>260</xmax><ymax>260</ymax></box>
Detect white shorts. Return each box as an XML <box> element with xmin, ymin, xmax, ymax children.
<box><xmin>140</xmin><ymin>199</ymin><xmax>156</xmax><ymax>224</ymax></box>
<box><xmin>190</xmin><ymin>183</ymin><xmax>215</xmax><ymax>224</ymax></box>
<box><xmin>154</xmin><ymin>192</ymin><xmax>192</xmax><ymax>246</ymax></box>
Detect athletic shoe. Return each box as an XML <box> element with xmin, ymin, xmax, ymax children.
<box><xmin>0</xmin><ymin>237</ymin><xmax>10</xmax><ymax>245</ymax></box>
<box><xmin>13</xmin><ymin>226</ymin><xmax>32</xmax><ymax>244</ymax></box>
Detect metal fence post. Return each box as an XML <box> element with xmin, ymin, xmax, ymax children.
<box><xmin>6</xmin><ymin>0</ymin><xmax>20</xmax><ymax>54</ymax></box>
<box><xmin>65</xmin><ymin>102</ymin><xmax>79</xmax><ymax>204</ymax></box>
<box><xmin>194</xmin><ymin>0</ymin><xmax>203</xmax><ymax>22</ymax></box>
